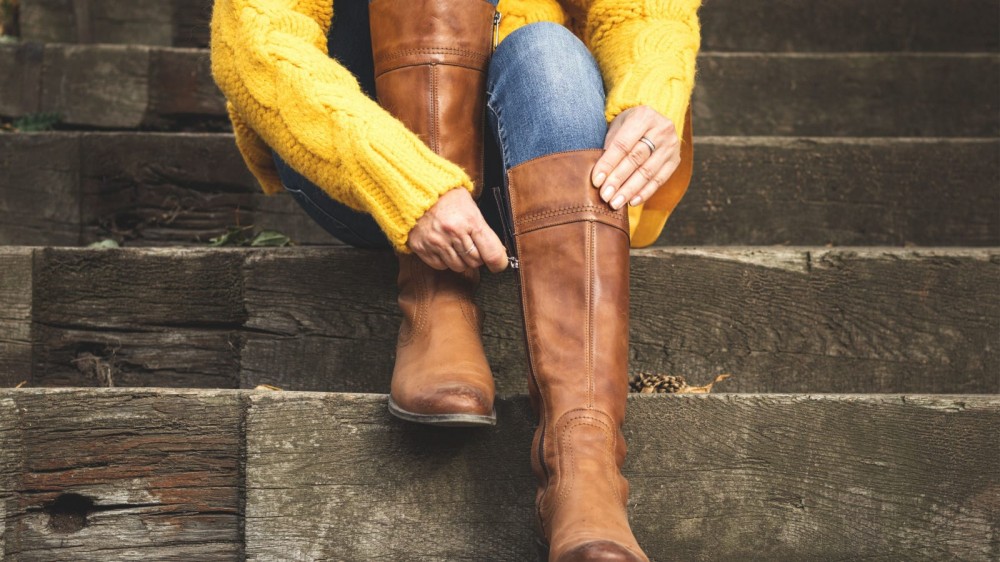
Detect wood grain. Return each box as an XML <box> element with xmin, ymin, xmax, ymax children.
<box><xmin>0</xmin><ymin>389</ymin><xmax>995</xmax><ymax>560</ymax></box>
<box><xmin>243</xmin><ymin>391</ymin><xmax>1000</xmax><ymax>561</ymax></box>
<box><xmin>693</xmin><ymin>53</ymin><xmax>999</xmax><ymax>137</ymax></box>
<box><xmin>5</xmin><ymin>247</ymin><xmax>996</xmax><ymax>393</ymax></box>
<box><xmin>0</xmin><ymin>388</ymin><xmax>243</xmax><ymax>561</ymax></box>
<box><xmin>18</xmin><ymin>0</ymin><xmax>1000</xmax><ymax>52</ymax></box>
<box><xmin>0</xmin><ymin>134</ymin><xmax>80</xmax><ymax>246</ymax></box>
<box><xmin>3</xmin><ymin>46</ymin><xmax>997</xmax><ymax>136</ymax></box>
<box><xmin>242</xmin><ymin>247</ymin><xmax>1000</xmax><ymax>395</ymax></box>
<box><xmin>700</xmin><ymin>0</ymin><xmax>1000</xmax><ymax>52</ymax></box>
<box><xmin>2</xmin><ymin>133</ymin><xmax>996</xmax><ymax>247</ymax></box>
<box><xmin>672</xmin><ymin>137</ymin><xmax>1000</xmax><ymax>246</ymax></box>
<box><xmin>29</xmin><ymin>247</ymin><xmax>246</xmax><ymax>388</ymax></box>
<box><xmin>0</xmin><ymin>249</ymin><xmax>32</xmax><ymax>389</ymax></box>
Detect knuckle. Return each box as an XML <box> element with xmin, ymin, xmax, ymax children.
<box><xmin>612</xmin><ymin>138</ymin><xmax>632</xmax><ymax>154</ymax></box>
<box><xmin>638</xmin><ymin>166</ymin><xmax>656</xmax><ymax>182</ymax></box>
<box><xmin>626</xmin><ymin>149</ymin><xmax>645</xmax><ymax>167</ymax></box>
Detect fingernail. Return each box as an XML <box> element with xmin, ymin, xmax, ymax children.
<box><xmin>600</xmin><ymin>185</ymin><xmax>614</xmax><ymax>201</ymax></box>
<box><xmin>630</xmin><ymin>195</ymin><xmax>642</xmax><ymax>206</ymax></box>
<box><xmin>593</xmin><ymin>172</ymin><xmax>606</xmax><ymax>187</ymax></box>
<box><xmin>611</xmin><ymin>194</ymin><xmax>625</xmax><ymax>209</ymax></box>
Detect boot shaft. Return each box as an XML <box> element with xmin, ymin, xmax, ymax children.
<box><xmin>369</xmin><ymin>0</ymin><xmax>497</xmax><ymax>194</ymax></box>
<box><xmin>506</xmin><ymin>149</ymin><xmax>631</xmax><ymax>421</ymax></box>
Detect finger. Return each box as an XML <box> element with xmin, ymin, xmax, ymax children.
<box><xmin>453</xmin><ymin>234</ymin><xmax>483</xmax><ymax>270</ymax></box>
<box><xmin>601</xmin><ymin>132</ymin><xmax>658</xmax><ymax>207</ymax></box>
<box><xmin>437</xmin><ymin>244</ymin><xmax>468</xmax><ymax>272</ymax></box>
<box><xmin>606</xmin><ymin>142</ymin><xmax>670</xmax><ymax>210</ymax></box>
<box><xmin>628</xmin><ymin>153</ymin><xmax>683</xmax><ymax>208</ymax></box>
<box><xmin>593</xmin><ymin>118</ymin><xmax>649</xmax><ymax>193</ymax></box>
<box><xmin>470</xmin><ymin>222</ymin><xmax>509</xmax><ymax>273</ymax></box>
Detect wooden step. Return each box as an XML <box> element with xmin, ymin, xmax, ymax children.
<box><xmin>701</xmin><ymin>0</ymin><xmax>1000</xmax><ymax>53</ymax></box>
<box><xmin>1</xmin><ymin>388</ymin><xmax>996</xmax><ymax>560</ymax></box>
<box><xmin>2</xmin><ymin>43</ymin><xmax>997</xmax><ymax>136</ymax></box>
<box><xmin>2</xmin><ymin>246</ymin><xmax>996</xmax><ymax>394</ymax></box>
<box><xmin>17</xmin><ymin>0</ymin><xmax>1000</xmax><ymax>53</ymax></box>
<box><xmin>2</xmin><ymin>133</ymin><xmax>997</xmax><ymax>247</ymax></box>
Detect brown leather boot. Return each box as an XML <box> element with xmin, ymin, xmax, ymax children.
<box><xmin>499</xmin><ymin>149</ymin><xmax>648</xmax><ymax>561</ymax></box>
<box><xmin>369</xmin><ymin>0</ymin><xmax>497</xmax><ymax>198</ymax></box>
<box><xmin>389</xmin><ymin>252</ymin><xmax>496</xmax><ymax>426</ymax></box>
<box><xmin>370</xmin><ymin>0</ymin><xmax>499</xmax><ymax>426</ymax></box>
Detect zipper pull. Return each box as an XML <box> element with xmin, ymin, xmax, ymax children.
<box><xmin>491</xmin><ymin>185</ymin><xmax>519</xmax><ymax>269</ymax></box>
<box><xmin>492</xmin><ymin>11</ymin><xmax>502</xmax><ymax>52</ymax></box>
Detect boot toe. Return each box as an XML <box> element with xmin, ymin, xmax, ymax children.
<box><xmin>416</xmin><ymin>383</ymin><xmax>492</xmax><ymax>417</ymax></box>
<box><xmin>555</xmin><ymin>540</ymin><xmax>648</xmax><ymax>562</ymax></box>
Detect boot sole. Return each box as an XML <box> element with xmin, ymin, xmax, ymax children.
<box><xmin>387</xmin><ymin>397</ymin><xmax>497</xmax><ymax>427</ymax></box>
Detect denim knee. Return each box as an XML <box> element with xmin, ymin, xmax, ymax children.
<box><xmin>487</xmin><ymin>22</ymin><xmax>607</xmax><ymax>167</ymax></box>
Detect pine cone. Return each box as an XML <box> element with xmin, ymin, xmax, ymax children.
<box><xmin>629</xmin><ymin>372</ymin><xmax>732</xmax><ymax>394</ymax></box>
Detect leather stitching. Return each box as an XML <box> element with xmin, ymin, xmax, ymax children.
<box><xmin>430</xmin><ymin>65</ymin><xmax>439</xmax><ymax>153</ymax></box>
<box><xmin>515</xmin><ymin>205</ymin><xmax>626</xmax><ymax>224</ymax></box>
<box><xmin>376</xmin><ymin>47</ymin><xmax>491</xmax><ymax>64</ymax></box>
<box><xmin>585</xmin><ymin>223</ymin><xmax>597</xmax><ymax>408</ymax></box>
<box><xmin>552</xmin><ymin>414</ymin><xmax>620</xmax><ymax>508</ymax></box>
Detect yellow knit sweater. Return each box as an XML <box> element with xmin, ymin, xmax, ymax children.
<box><xmin>210</xmin><ymin>0</ymin><xmax>701</xmax><ymax>252</ymax></box>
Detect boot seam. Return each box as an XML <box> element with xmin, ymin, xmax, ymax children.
<box><xmin>515</xmin><ymin>204</ymin><xmax>624</xmax><ymax>224</ymax></box>
<box><xmin>375</xmin><ymin>47</ymin><xmax>491</xmax><ymax>65</ymax></box>
<box><xmin>549</xmin><ymin>414</ymin><xmax>623</xmax><ymax>508</ymax></box>
<box><xmin>588</xmin><ymin>222</ymin><xmax>595</xmax><ymax>408</ymax></box>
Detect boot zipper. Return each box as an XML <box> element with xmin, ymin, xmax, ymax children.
<box><xmin>491</xmin><ymin>185</ymin><xmax>519</xmax><ymax>269</ymax></box>
<box><xmin>492</xmin><ymin>11</ymin><xmax>502</xmax><ymax>52</ymax></box>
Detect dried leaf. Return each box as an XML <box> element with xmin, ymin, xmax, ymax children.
<box><xmin>254</xmin><ymin>384</ymin><xmax>283</xmax><ymax>391</ymax></box>
<box><xmin>675</xmin><ymin>373</ymin><xmax>732</xmax><ymax>394</ymax></box>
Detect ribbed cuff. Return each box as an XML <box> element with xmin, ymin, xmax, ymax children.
<box><xmin>351</xmin><ymin>114</ymin><xmax>476</xmax><ymax>252</ymax></box>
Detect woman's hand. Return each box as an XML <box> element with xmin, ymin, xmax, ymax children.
<box><xmin>591</xmin><ymin>105</ymin><xmax>682</xmax><ymax>210</ymax></box>
<box><xmin>406</xmin><ymin>188</ymin><xmax>509</xmax><ymax>273</ymax></box>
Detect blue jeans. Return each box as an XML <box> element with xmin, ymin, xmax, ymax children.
<box><xmin>272</xmin><ymin>0</ymin><xmax>608</xmax><ymax>249</ymax></box>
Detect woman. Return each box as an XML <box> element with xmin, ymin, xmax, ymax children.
<box><xmin>210</xmin><ymin>0</ymin><xmax>700</xmax><ymax>559</ymax></box>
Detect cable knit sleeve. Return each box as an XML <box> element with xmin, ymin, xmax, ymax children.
<box><xmin>576</xmin><ymin>0</ymin><xmax>701</xmax><ymax>134</ymax></box>
<box><xmin>209</xmin><ymin>0</ymin><xmax>475</xmax><ymax>253</ymax></box>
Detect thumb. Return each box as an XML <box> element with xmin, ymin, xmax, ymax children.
<box><xmin>470</xmin><ymin>220</ymin><xmax>509</xmax><ymax>273</ymax></box>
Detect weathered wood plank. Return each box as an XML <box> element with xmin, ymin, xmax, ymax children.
<box><xmin>0</xmin><ymin>133</ymin><xmax>80</xmax><ymax>246</ymax></box>
<box><xmin>241</xmin><ymin>247</ymin><xmax>1000</xmax><ymax>395</ymax></box>
<box><xmin>19</xmin><ymin>0</ymin><xmax>210</xmax><ymax>47</ymax></box>
<box><xmin>76</xmin><ymin>132</ymin><xmax>331</xmax><ymax>246</ymax></box>
<box><xmin>670</xmin><ymin>137</ymin><xmax>1000</xmax><ymax>246</ymax></box>
<box><xmin>39</xmin><ymin>43</ymin><xmax>151</xmax><ymax>129</ymax></box>
<box><xmin>0</xmin><ymin>388</ymin><xmax>242</xmax><ymax>561</ymax></box>
<box><xmin>147</xmin><ymin>48</ymin><xmax>226</xmax><ymax>118</ymax></box>
<box><xmin>0</xmin><ymin>395</ymin><xmax>20</xmax><ymax>558</ymax></box>
<box><xmin>0</xmin><ymin>249</ymin><xmax>33</xmax><ymax>389</ymax></box>
<box><xmin>694</xmin><ymin>53</ymin><xmax>1000</xmax><ymax>137</ymax></box>
<box><xmin>8</xmin><ymin>247</ymin><xmax>998</xmax><ymax>393</ymax></box>
<box><xmin>0</xmin><ymin>43</ymin><xmax>43</xmax><ymax>117</ymax></box>
<box><xmin>244</xmin><ymin>391</ymin><xmax>1000</xmax><ymax>561</ymax></box>
<box><xmin>29</xmin><ymin>247</ymin><xmax>246</xmax><ymax>388</ymax></box>
<box><xmin>3</xmin><ymin>47</ymin><xmax>997</xmax><ymax>136</ymax></box>
<box><xmin>701</xmin><ymin>0</ymin><xmax>1000</xmax><ymax>53</ymax></box>
<box><xmin>2</xmin><ymin>133</ymin><xmax>996</xmax><ymax>247</ymax></box>
<box><xmin>19</xmin><ymin>0</ymin><xmax>1000</xmax><ymax>52</ymax></box>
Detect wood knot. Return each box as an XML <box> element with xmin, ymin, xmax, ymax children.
<box><xmin>45</xmin><ymin>493</ymin><xmax>94</xmax><ymax>534</ymax></box>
